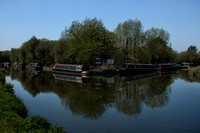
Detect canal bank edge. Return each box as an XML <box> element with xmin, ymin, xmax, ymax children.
<box><xmin>189</xmin><ymin>66</ymin><xmax>200</xmax><ymax>78</ymax></box>
<box><xmin>0</xmin><ymin>69</ymin><xmax>65</xmax><ymax>132</ymax></box>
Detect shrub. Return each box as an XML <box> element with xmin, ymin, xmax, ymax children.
<box><xmin>0</xmin><ymin>71</ymin><xmax>5</xmax><ymax>83</ymax></box>
<box><xmin>23</xmin><ymin>116</ymin><xmax>51</xmax><ymax>131</ymax></box>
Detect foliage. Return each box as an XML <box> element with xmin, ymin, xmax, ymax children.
<box><xmin>0</xmin><ymin>83</ymin><xmax>27</xmax><ymax>118</ymax></box>
<box><xmin>23</xmin><ymin>116</ymin><xmax>51</xmax><ymax>131</ymax></box>
<box><xmin>7</xmin><ymin>17</ymin><xmax>199</xmax><ymax>66</ymax></box>
<box><xmin>114</xmin><ymin>19</ymin><xmax>173</xmax><ymax>64</ymax></box>
<box><xmin>115</xmin><ymin>19</ymin><xmax>143</xmax><ymax>62</ymax></box>
<box><xmin>0</xmin><ymin>70</ymin><xmax>65</xmax><ymax>132</ymax></box>
<box><xmin>60</xmin><ymin>17</ymin><xmax>116</xmax><ymax>65</ymax></box>
<box><xmin>0</xmin><ymin>70</ymin><xmax>5</xmax><ymax>83</ymax></box>
<box><xmin>175</xmin><ymin>45</ymin><xmax>199</xmax><ymax>65</ymax></box>
<box><xmin>10</xmin><ymin>48</ymin><xmax>20</xmax><ymax>63</ymax></box>
<box><xmin>0</xmin><ymin>50</ymin><xmax>10</xmax><ymax>63</ymax></box>
<box><xmin>147</xmin><ymin>37</ymin><xmax>173</xmax><ymax>63</ymax></box>
<box><xmin>35</xmin><ymin>39</ymin><xmax>56</xmax><ymax>65</ymax></box>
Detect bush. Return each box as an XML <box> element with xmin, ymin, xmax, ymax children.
<box><xmin>23</xmin><ymin>116</ymin><xmax>51</xmax><ymax>131</ymax></box>
<box><xmin>0</xmin><ymin>85</ymin><xmax>27</xmax><ymax>118</ymax></box>
<box><xmin>0</xmin><ymin>70</ymin><xmax>5</xmax><ymax>83</ymax></box>
<box><xmin>0</xmin><ymin>111</ymin><xmax>24</xmax><ymax>132</ymax></box>
<box><xmin>0</xmin><ymin>69</ymin><xmax>65</xmax><ymax>132</ymax></box>
<box><xmin>0</xmin><ymin>83</ymin><xmax>14</xmax><ymax>93</ymax></box>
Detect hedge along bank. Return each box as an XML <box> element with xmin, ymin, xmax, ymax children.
<box><xmin>0</xmin><ymin>69</ymin><xmax>65</xmax><ymax>132</ymax></box>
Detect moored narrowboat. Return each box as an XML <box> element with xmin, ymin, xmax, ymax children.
<box><xmin>120</xmin><ymin>63</ymin><xmax>158</xmax><ymax>76</ymax></box>
<box><xmin>120</xmin><ymin>63</ymin><xmax>177</xmax><ymax>76</ymax></box>
<box><xmin>157</xmin><ymin>64</ymin><xmax>177</xmax><ymax>72</ymax></box>
<box><xmin>4</xmin><ymin>62</ymin><xmax>11</xmax><ymax>68</ymax></box>
<box><xmin>15</xmin><ymin>62</ymin><xmax>25</xmax><ymax>70</ymax></box>
<box><xmin>52</xmin><ymin>63</ymin><xmax>90</xmax><ymax>76</ymax></box>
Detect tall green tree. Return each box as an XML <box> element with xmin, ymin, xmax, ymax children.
<box><xmin>20</xmin><ymin>36</ymin><xmax>40</xmax><ymax>63</ymax></box>
<box><xmin>115</xmin><ymin>19</ymin><xmax>143</xmax><ymax>62</ymax></box>
<box><xmin>35</xmin><ymin>39</ymin><xmax>56</xmax><ymax>65</ymax></box>
<box><xmin>147</xmin><ymin>37</ymin><xmax>172</xmax><ymax>64</ymax></box>
<box><xmin>10</xmin><ymin>48</ymin><xmax>20</xmax><ymax>63</ymax></box>
<box><xmin>144</xmin><ymin>27</ymin><xmax>170</xmax><ymax>44</ymax></box>
<box><xmin>60</xmin><ymin>18</ymin><xmax>116</xmax><ymax>65</ymax></box>
<box><xmin>0</xmin><ymin>51</ymin><xmax>10</xmax><ymax>63</ymax></box>
<box><xmin>186</xmin><ymin>45</ymin><xmax>198</xmax><ymax>63</ymax></box>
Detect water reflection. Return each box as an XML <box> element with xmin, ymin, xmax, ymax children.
<box><xmin>53</xmin><ymin>73</ymin><xmax>89</xmax><ymax>84</ymax></box>
<box><xmin>176</xmin><ymin>70</ymin><xmax>200</xmax><ymax>82</ymax></box>
<box><xmin>8</xmin><ymin>67</ymin><xmax>176</xmax><ymax>119</ymax></box>
<box><xmin>116</xmin><ymin>72</ymin><xmax>175</xmax><ymax>116</ymax></box>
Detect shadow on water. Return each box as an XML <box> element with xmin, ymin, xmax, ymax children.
<box><xmin>8</xmin><ymin>67</ymin><xmax>177</xmax><ymax>119</ymax></box>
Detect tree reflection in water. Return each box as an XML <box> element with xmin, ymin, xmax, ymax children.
<box><xmin>115</xmin><ymin>74</ymin><xmax>174</xmax><ymax>116</ymax></box>
<box><xmin>8</xmin><ymin>67</ymin><xmax>176</xmax><ymax>119</ymax></box>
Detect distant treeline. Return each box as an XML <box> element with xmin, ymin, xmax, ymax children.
<box><xmin>1</xmin><ymin>18</ymin><xmax>200</xmax><ymax>66</ymax></box>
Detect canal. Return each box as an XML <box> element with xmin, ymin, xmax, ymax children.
<box><xmin>5</xmin><ymin>68</ymin><xmax>200</xmax><ymax>133</ymax></box>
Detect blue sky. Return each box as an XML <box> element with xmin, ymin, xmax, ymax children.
<box><xmin>0</xmin><ymin>0</ymin><xmax>199</xmax><ymax>52</ymax></box>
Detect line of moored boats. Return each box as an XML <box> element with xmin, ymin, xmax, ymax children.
<box><xmin>2</xmin><ymin>62</ymin><xmax>191</xmax><ymax>77</ymax></box>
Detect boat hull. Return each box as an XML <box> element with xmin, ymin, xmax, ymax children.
<box><xmin>120</xmin><ymin>68</ymin><xmax>158</xmax><ymax>76</ymax></box>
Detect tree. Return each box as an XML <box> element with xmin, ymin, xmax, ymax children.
<box><xmin>0</xmin><ymin>51</ymin><xmax>10</xmax><ymax>63</ymax></box>
<box><xmin>20</xmin><ymin>36</ymin><xmax>40</xmax><ymax>63</ymax></box>
<box><xmin>115</xmin><ymin>19</ymin><xmax>143</xmax><ymax>62</ymax></box>
<box><xmin>147</xmin><ymin>37</ymin><xmax>172</xmax><ymax>64</ymax></box>
<box><xmin>186</xmin><ymin>45</ymin><xmax>198</xmax><ymax>63</ymax></box>
<box><xmin>144</xmin><ymin>27</ymin><xmax>170</xmax><ymax>44</ymax></box>
<box><xmin>10</xmin><ymin>48</ymin><xmax>20</xmax><ymax>63</ymax></box>
<box><xmin>35</xmin><ymin>39</ymin><xmax>56</xmax><ymax>65</ymax></box>
<box><xmin>60</xmin><ymin>17</ymin><xmax>116</xmax><ymax>65</ymax></box>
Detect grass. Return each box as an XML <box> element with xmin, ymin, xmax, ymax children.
<box><xmin>189</xmin><ymin>66</ymin><xmax>200</xmax><ymax>78</ymax></box>
<box><xmin>90</xmin><ymin>65</ymin><xmax>118</xmax><ymax>73</ymax></box>
<box><xmin>0</xmin><ymin>69</ymin><xmax>65</xmax><ymax>132</ymax></box>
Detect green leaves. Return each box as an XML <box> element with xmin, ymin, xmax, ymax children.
<box><xmin>59</xmin><ymin>17</ymin><xmax>116</xmax><ymax>65</ymax></box>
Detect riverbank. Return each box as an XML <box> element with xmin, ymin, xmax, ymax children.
<box><xmin>0</xmin><ymin>69</ymin><xmax>64</xmax><ymax>132</ymax></box>
<box><xmin>189</xmin><ymin>66</ymin><xmax>200</xmax><ymax>78</ymax></box>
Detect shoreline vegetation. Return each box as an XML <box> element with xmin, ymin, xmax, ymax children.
<box><xmin>0</xmin><ymin>18</ymin><xmax>199</xmax><ymax>68</ymax></box>
<box><xmin>0</xmin><ymin>69</ymin><xmax>65</xmax><ymax>132</ymax></box>
<box><xmin>189</xmin><ymin>66</ymin><xmax>200</xmax><ymax>78</ymax></box>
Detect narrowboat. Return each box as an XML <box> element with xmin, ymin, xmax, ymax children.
<box><xmin>4</xmin><ymin>62</ymin><xmax>11</xmax><ymax>68</ymax></box>
<box><xmin>157</xmin><ymin>64</ymin><xmax>177</xmax><ymax>72</ymax></box>
<box><xmin>120</xmin><ymin>63</ymin><xmax>158</xmax><ymax>76</ymax></box>
<box><xmin>15</xmin><ymin>62</ymin><xmax>25</xmax><ymax>70</ymax></box>
<box><xmin>28</xmin><ymin>63</ymin><xmax>42</xmax><ymax>71</ymax></box>
<box><xmin>52</xmin><ymin>64</ymin><xmax>90</xmax><ymax>76</ymax></box>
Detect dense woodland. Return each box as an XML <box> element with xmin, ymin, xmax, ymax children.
<box><xmin>1</xmin><ymin>18</ymin><xmax>200</xmax><ymax>67</ymax></box>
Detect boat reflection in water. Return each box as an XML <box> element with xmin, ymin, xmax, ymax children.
<box><xmin>28</xmin><ymin>68</ymin><xmax>41</xmax><ymax>75</ymax></box>
<box><xmin>121</xmin><ymin>71</ymin><xmax>176</xmax><ymax>82</ymax></box>
<box><xmin>53</xmin><ymin>73</ymin><xmax>89</xmax><ymax>84</ymax></box>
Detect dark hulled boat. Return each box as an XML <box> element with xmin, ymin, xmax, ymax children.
<box><xmin>15</xmin><ymin>62</ymin><xmax>25</xmax><ymax>70</ymax></box>
<box><xmin>120</xmin><ymin>63</ymin><xmax>158</xmax><ymax>76</ymax></box>
<box><xmin>120</xmin><ymin>63</ymin><xmax>177</xmax><ymax>76</ymax></box>
<box><xmin>4</xmin><ymin>62</ymin><xmax>11</xmax><ymax>68</ymax></box>
<box><xmin>157</xmin><ymin>64</ymin><xmax>177</xmax><ymax>72</ymax></box>
<box><xmin>52</xmin><ymin>64</ymin><xmax>90</xmax><ymax>76</ymax></box>
<box><xmin>28</xmin><ymin>63</ymin><xmax>42</xmax><ymax>71</ymax></box>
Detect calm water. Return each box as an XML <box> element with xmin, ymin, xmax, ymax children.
<box><xmin>5</xmin><ymin>68</ymin><xmax>200</xmax><ymax>133</ymax></box>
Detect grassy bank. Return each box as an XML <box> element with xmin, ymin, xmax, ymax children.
<box><xmin>0</xmin><ymin>69</ymin><xmax>64</xmax><ymax>132</ymax></box>
<box><xmin>189</xmin><ymin>66</ymin><xmax>200</xmax><ymax>78</ymax></box>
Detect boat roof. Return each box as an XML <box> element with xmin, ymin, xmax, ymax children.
<box><xmin>55</xmin><ymin>63</ymin><xmax>83</xmax><ymax>66</ymax></box>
